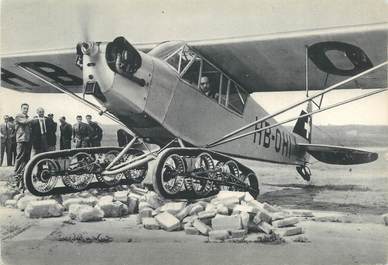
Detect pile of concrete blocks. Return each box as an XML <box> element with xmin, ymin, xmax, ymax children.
<box><xmin>135</xmin><ymin>190</ymin><xmax>305</xmax><ymax>242</ymax></box>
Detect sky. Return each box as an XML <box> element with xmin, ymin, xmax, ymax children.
<box><xmin>1</xmin><ymin>0</ymin><xmax>387</xmax><ymax>126</ymax></box>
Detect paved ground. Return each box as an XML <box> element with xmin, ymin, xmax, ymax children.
<box><xmin>1</xmin><ymin>147</ymin><xmax>388</xmax><ymax>265</ymax></box>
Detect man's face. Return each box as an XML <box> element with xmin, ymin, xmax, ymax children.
<box><xmin>37</xmin><ymin>108</ymin><xmax>45</xmax><ymax>118</ymax></box>
<box><xmin>4</xmin><ymin>116</ymin><xmax>9</xmax><ymax>123</ymax></box>
<box><xmin>86</xmin><ymin>116</ymin><xmax>91</xmax><ymax>123</ymax></box>
<box><xmin>76</xmin><ymin>117</ymin><xmax>82</xmax><ymax>123</ymax></box>
<box><xmin>21</xmin><ymin>105</ymin><xmax>29</xmax><ymax>115</ymax></box>
<box><xmin>59</xmin><ymin>119</ymin><xmax>65</xmax><ymax>125</ymax></box>
<box><xmin>200</xmin><ymin>77</ymin><xmax>210</xmax><ymax>93</ymax></box>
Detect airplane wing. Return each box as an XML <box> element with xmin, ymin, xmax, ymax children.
<box><xmin>297</xmin><ymin>143</ymin><xmax>378</xmax><ymax>165</ymax></box>
<box><xmin>0</xmin><ymin>43</ymin><xmax>155</xmax><ymax>93</ymax></box>
<box><xmin>190</xmin><ymin>23</ymin><xmax>388</xmax><ymax>93</ymax></box>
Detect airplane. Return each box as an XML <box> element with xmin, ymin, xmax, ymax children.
<box><xmin>1</xmin><ymin>13</ymin><xmax>387</xmax><ymax>199</ymax></box>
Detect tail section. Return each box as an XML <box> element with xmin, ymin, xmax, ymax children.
<box><xmin>293</xmin><ymin>101</ymin><xmax>312</xmax><ymax>143</ymax></box>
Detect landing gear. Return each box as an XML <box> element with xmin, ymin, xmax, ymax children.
<box><xmin>296</xmin><ymin>165</ymin><xmax>311</xmax><ymax>181</ymax></box>
<box><xmin>62</xmin><ymin>152</ymin><xmax>95</xmax><ymax>191</ymax></box>
<box><xmin>27</xmin><ymin>159</ymin><xmax>59</xmax><ymax>195</ymax></box>
<box><xmin>153</xmin><ymin>148</ymin><xmax>260</xmax><ymax>199</ymax></box>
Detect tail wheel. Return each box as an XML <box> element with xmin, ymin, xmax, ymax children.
<box><xmin>95</xmin><ymin>150</ymin><xmax>123</xmax><ymax>186</ymax></box>
<box><xmin>189</xmin><ymin>153</ymin><xmax>214</xmax><ymax>196</ymax></box>
<box><xmin>27</xmin><ymin>159</ymin><xmax>59</xmax><ymax>195</ymax></box>
<box><xmin>62</xmin><ymin>152</ymin><xmax>94</xmax><ymax>191</ymax></box>
<box><xmin>154</xmin><ymin>153</ymin><xmax>186</xmax><ymax>198</ymax></box>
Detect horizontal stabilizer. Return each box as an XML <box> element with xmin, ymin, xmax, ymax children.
<box><xmin>297</xmin><ymin>143</ymin><xmax>378</xmax><ymax>165</ymax></box>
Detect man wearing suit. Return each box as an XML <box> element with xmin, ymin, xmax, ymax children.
<box><xmin>46</xmin><ymin>113</ymin><xmax>57</xmax><ymax>151</ymax></box>
<box><xmin>85</xmin><ymin>114</ymin><xmax>103</xmax><ymax>147</ymax></box>
<box><xmin>59</xmin><ymin>116</ymin><xmax>72</xmax><ymax>150</ymax></box>
<box><xmin>14</xmin><ymin>103</ymin><xmax>33</xmax><ymax>188</ymax></box>
<box><xmin>30</xmin><ymin>107</ymin><xmax>49</xmax><ymax>155</ymax></box>
<box><xmin>72</xmin><ymin>115</ymin><xmax>93</xmax><ymax>148</ymax></box>
<box><xmin>0</xmin><ymin>115</ymin><xmax>15</xmax><ymax>166</ymax></box>
<box><xmin>8</xmin><ymin>116</ymin><xmax>17</xmax><ymax>165</ymax></box>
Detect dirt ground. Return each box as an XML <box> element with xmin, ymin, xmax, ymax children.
<box><xmin>1</xmin><ymin>147</ymin><xmax>387</xmax><ymax>265</ymax></box>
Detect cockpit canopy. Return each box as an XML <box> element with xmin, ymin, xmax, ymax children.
<box><xmin>150</xmin><ymin>42</ymin><xmax>249</xmax><ymax>115</ymax></box>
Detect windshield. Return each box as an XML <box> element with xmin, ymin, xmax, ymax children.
<box><xmin>148</xmin><ymin>41</ymin><xmax>185</xmax><ymax>59</ymax></box>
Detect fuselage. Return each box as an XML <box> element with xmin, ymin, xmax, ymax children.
<box><xmin>83</xmin><ymin>40</ymin><xmax>308</xmax><ymax>166</ymax></box>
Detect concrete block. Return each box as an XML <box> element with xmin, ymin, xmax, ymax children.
<box><xmin>182</xmin><ymin>215</ymin><xmax>198</xmax><ymax>225</ymax></box>
<box><xmin>253</xmin><ymin>210</ymin><xmax>272</xmax><ymax>224</ymax></box>
<box><xmin>127</xmin><ymin>195</ymin><xmax>139</xmax><ymax>214</ymax></box>
<box><xmin>68</xmin><ymin>204</ymin><xmax>85</xmax><ymax>219</ymax></box>
<box><xmin>189</xmin><ymin>203</ymin><xmax>204</xmax><ymax>216</ymax></box>
<box><xmin>137</xmin><ymin>207</ymin><xmax>153</xmax><ymax>224</ymax></box>
<box><xmin>233</xmin><ymin>204</ymin><xmax>257</xmax><ymax>214</ymax></box>
<box><xmin>159</xmin><ymin>202</ymin><xmax>186</xmax><ymax>215</ymax></box>
<box><xmin>247</xmin><ymin>200</ymin><xmax>265</xmax><ymax>211</ymax></box>
<box><xmin>240</xmin><ymin>212</ymin><xmax>250</xmax><ymax>230</ymax></box>
<box><xmin>24</xmin><ymin>200</ymin><xmax>64</xmax><ymax>218</ymax></box>
<box><xmin>192</xmin><ymin>219</ymin><xmax>212</xmax><ymax>235</ymax></box>
<box><xmin>230</xmin><ymin>229</ymin><xmax>247</xmax><ymax>239</ymax></box>
<box><xmin>5</xmin><ymin>199</ymin><xmax>17</xmax><ymax>208</ymax></box>
<box><xmin>382</xmin><ymin>213</ymin><xmax>388</xmax><ymax>226</ymax></box>
<box><xmin>142</xmin><ymin>217</ymin><xmax>160</xmax><ymax>230</ymax></box>
<box><xmin>176</xmin><ymin>205</ymin><xmax>193</xmax><ymax>220</ymax></box>
<box><xmin>222</xmin><ymin>197</ymin><xmax>240</xmax><ymax>210</ymax></box>
<box><xmin>184</xmin><ymin>224</ymin><xmax>199</xmax><ymax>235</ymax></box>
<box><xmin>216</xmin><ymin>191</ymin><xmax>245</xmax><ymax>202</ymax></box>
<box><xmin>113</xmin><ymin>191</ymin><xmax>129</xmax><ymax>203</ymax></box>
<box><xmin>209</xmin><ymin>230</ymin><xmax>229</xmax><ymax>241</ymax></box>
<box><xmin>279</xmin><ymin>226</ymin><xmax>303</xmax><ymax>237</ymax></box>
<box><xmin>98</xmin><ymin>195</ymin><xmax>114</xmax><ymax>203</ymax></box>
<box><xmin>138</xmin><ymin>201</ymin><xmax>152</xmax><ymax>212</ymax></box>
<box><xmin>247</xmin><ymin>220</ymin><xmax>260</xmax><ymax>233</ymax></box>
<box><xmin>198</xmin><ymin>210</ymin><xmax>217</xmax><ymax>220</ymax></box>
<box><xmin>211</xmin><ymin>214</ymin><xmax>242</xmax><ymax>231</ymax></box>
<box><xmin>63</xmin><ymin>197</ymin><xmax>98</xmax><ymax>210</ymax></box>
<box><xmin>97</xmin><ymin>200</ymin><xmax>129</xmax><ymax>218</ymax></box>
<box><xmin>17</xmin><ymin>195</ymin><xmax>40</xmax><ymax>211</ymax></box>
<box><xmin>13</xmin><ymin>193</ymin><xmax>24</xmax><ymax>201</ymax></box>
<box><xmin>216</xmin><ymin>205</ymin><xmax>229</xmax><ymax>215</ymax></box>
<box><xmin>143</xmin><ymin>191</ymin><xmax>163</xmax><ymax>209</ymax></box>
<box><xmin>155</xmin><ymin>212</ymin><xmax>181</xmax><ymax>232</ymax></box>
<box><xmin>78</xmin><ymin>206</ymin><xmax>104</xmax><ymax>222</ymax></box>
<box><xmin>205</xmin><ymin>203</ymin><xmax>217</xmax><ymax>212</ymax></box>
<box><xmin>0</xmin><ymin>189</ymin><xmax>18</xmax><ymax>205</ymax></box>
<box><xmin>272</xmin><ymin>217</ymin><xmax>299</xmax><ymax>228</ymax></box>
<box><xmin>257</xmin><ymin>221</ymin><xmax>273</xmax><ymax>234</ymax></box>
<box><xmin>130</xmin><ymin>185</ymin><xmax>148</xmax><ymax>195</ymax></box>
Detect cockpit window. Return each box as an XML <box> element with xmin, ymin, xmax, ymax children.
<box><xmin>228</xmin><ymin>82</ymin><xmax>248</xmax><ymax>114</ymax></box>
<box><xmin>163</xmin><ymin>44</ymin><xmax>248</xmax><ymax>115</ymax></box>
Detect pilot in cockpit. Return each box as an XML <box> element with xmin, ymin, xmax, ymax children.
<box><xmin>200</xmin><ymin>76</ymin><xmax>218</xmax><ymax>99</ymax></box>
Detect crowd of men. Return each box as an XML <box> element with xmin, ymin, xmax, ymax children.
<box><xmin>0</xmin><ymin>103</ymin><xmax>103</xmax><ymax>189</ymax></box>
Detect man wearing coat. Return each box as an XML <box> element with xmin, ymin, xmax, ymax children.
<box><xmin>72</xmin><ymin>115</ymin><xmax>93</xmax><ymax>148</ymax></box>
<box><xmin>0</xmin><ymin>115</ymin><xmax>15</xmax><ymax>166</ymax></box>
<box><xmin>85</xmin><ymin>114</ymin><xmax>103</xmax><ymax>147</ymax></box>
<box><xmin>46</xmin><ymin>113</ymin><xmax>57</xmax><ymax>151</ymax></box>
<box><xmin>59</xmin><ymin>116</ymin><xmax>72</xmax><ymax>150</ymax></box>
<box><xmin>30</xmin><ymin>107</ymin><xmax>49</xmax><ymax>155</ymax></box>
<box><xmin>14</xmin><ymin>103</ymin><xmax>33</xmax><ymax>188</ymax></box>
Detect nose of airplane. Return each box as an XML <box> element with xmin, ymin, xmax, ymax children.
<box><xmin>105</xmin><ymin>36</ymin><xmax>142</xmax><ymax>77</ymax></box>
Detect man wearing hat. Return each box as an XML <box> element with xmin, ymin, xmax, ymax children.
<box><xmin>59</xmin><ymin>116</ymin><xmax>72</xmax><ymax>150</ymax></box>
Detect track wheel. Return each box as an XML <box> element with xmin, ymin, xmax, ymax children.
<box><xmin>218</xmin><ymin>160</ymin><xmax>240</xmax><ymax>191</ymax></box>
<box><xmin>123</xmin><ymin>150</ymin><xmax>148</xmax><ymax>183</ymax></box>
<box><xmin>190</xmin><ymin>153</ymin><xmax>214</xmax><ymax>196</ymax></box>
<box><xmin>26</xmin><ymin>159</ymin><xmax>59</xmax><ymax>196</ymax></box>
<box><xmin>62</xmin><ymin>152</ymin><xmax>94</xmax><ymax>191</ymax></box>
<box><xmin>244</xmin><ymin>172</ymin><xmax>260</xmax><ymax>198</ymax></box>
<box><xmin>154</xmin><ymin>153</ymin><xmax>186</xmax><ymax>198</ymax></box>
<box><xmin>96</xmin><ymin>150</ymin><xmax>123</xmax><ymax>186</ymax></box>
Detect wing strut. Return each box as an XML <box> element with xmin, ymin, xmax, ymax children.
<box><xmin>206</xmin><ymin>60</ymin><xmax>388</xmax><ymax>148</ymax></box>
<box><xmin>17</xmin><ymin>64</ymin><xmax>132</xmax><ymax>133</ymax></box>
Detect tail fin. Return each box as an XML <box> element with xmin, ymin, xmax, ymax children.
<box><xmin>293</xmin><ymin>101</ymin><xmax>312</xmax><ymax>143</ymax></box>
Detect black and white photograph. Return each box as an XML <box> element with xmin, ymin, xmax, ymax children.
<box><xmin>0</xmin><ymin>1</ymin><xmax>387</xmax><ymax>264</ymax></box>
